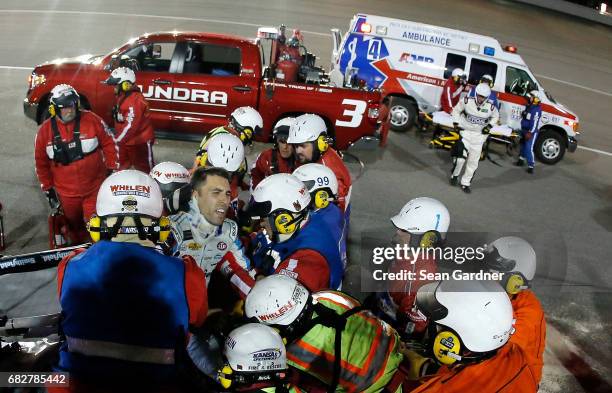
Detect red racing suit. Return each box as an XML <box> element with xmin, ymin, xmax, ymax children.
<box><xmin>34</xmin><ymin>111</ymin><xmax>118</xmax><ymax>243</ymax></box>
<box><xmin>388</xmin><ymin>255</ymin><xmax>437</xmax><ymax>335</ymax></box>
<box><xmin>314</xmin><ymin>148</ymin><xmax>351</xmax><ymax>212</ymax></box>
<box><xmin>510</xmin><ymin>290</ymin><xmax>546</xmax><ymax>385</ymax></box>
<box><xmin>440</xmin><ymin>78</ymin><xmax>464</xmax><ymax>114</ymax></box>
<box><xmin>112</xmin><ymin>89</ymin><xmax>155</xmax><ymax>172</ymax></box>
<box><xmin>250</xmin><ymin>148</ymin><xmax>295</xmax><ymax>189</ymax></box>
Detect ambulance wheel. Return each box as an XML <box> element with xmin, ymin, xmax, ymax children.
<box><xmin>535</xmin><ymin>130</ymin><xmax>565</xmax><ymax>165</ymax></box>
<box><xmin>389</xmin><ymin>98</ymin><xmax>417</xmax><ymax>132</ymax></box>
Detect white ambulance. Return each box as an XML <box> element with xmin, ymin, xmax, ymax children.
<box><xmin>331</xmin><ymin>14</ymin><xmax>579</xmax><ymax>164</ymax></box>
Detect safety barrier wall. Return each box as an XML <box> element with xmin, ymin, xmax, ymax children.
<box><xmin>510</xmin><ymin>0</ymin><xmax>612</xmax><ymax>26</ymax></box>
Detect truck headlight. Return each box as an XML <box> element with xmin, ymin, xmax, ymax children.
<box><xmin>28</xmin><ymin>72</ymin><xmax>46</xmax><ymax>89</ymax></box>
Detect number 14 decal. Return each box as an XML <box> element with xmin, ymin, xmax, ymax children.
<box><xmin>335</xmin><ymin>99</ymin><xmax>367</xmax><ymax>128</ymax></box>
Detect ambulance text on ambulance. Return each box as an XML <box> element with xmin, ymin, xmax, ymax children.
<box><xmin>402</xmin><ymin>32</ymin><xmax>451</xmax><ymax>46</ymax></box>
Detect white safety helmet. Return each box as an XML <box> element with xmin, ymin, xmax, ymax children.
<box><xmin>206</xmin><ymin>133</ymin><xmax>245</xmax><ymax>173</ymax></box>
<box><xmin>390</xmin><ymin>197</ymin><xmax>450</xmax><ymax>238</ymax></box>
<box><xmin>245</xmin><ymin>275</ymin><xmax>310</xmax><ymax>327</ymax></box>
<box><xmin>451</xmin><ymin>68</ymin><xmax>465</xmax><ymax>78</ymax></box>
<box><xmin>149</xmin><ymin>162</ymin><xmax>190</xmax><ymax>199</ymax></box>
<box><xmin>224</xmin><ymin>323</ymin><xmax>287</xmax><ymax>373</ymax></box>
<box><xmin>486</xmin><ymin>236</ymin><xmax>536</xmax><ymax>295</ymax></box>
<box><xmin>273</xmin><ymin>117</ymin><xmax>296</xmax><ymax>139</ymax></box>
<box><xmin>104</xmin><ymin>66</ymin><xmax>136</xmax><ymax>85</ymax></box>
<box><xmin>49</xmin><ymin>84</ymin><xmax>80</xmax><ymax>121</ymax></box>
<box><xmin>250</xmin><ymin>174</ymin><xmax>311</xmax><ymax>218</ymax></box>
<box><xmin>480</xmin><ymin>74</ymin><xmax>494</xmax><ymax>86</ymax></box>
<box><xmin>287</xmin><ymin>114</ymin><xmax>327</xmax><ymax>144</ymax></box>
<box><xmin>96</xmin><ymin>170</ymin><xmax>163</xmax><ymax>218</ymax></box>
<box><xmin>231</xmin><ymin>106</ymin><xmax>263</xmax><ymax>133</ymax></box>
<box><xmin>416</xmin><ymin>280</ymin><xmax>514</xmax><ymax>355</ymax></box>
<box><xmin>475</xmin><ymin>83</ymin><xmax>491</xmax><ymax>98</ymax></box>
<box><xmin>292</xmin><ymin>164</ymin><xmax>338</xmax><ymax>209</ymax></box>
<box><xmin>527</xmin><ymin>90</ymin><xmax>541</xmax><ymax>104</ymax></box>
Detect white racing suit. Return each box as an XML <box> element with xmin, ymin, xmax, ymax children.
<box><xmin>451</xmin><ymin>96</ymin><xmax>500</xmax><ymax>187</ymax></box>
<box><xmin>169</xmin><ymin>198</ymin><xmax>249</xmax><ymax>284</ymax></box>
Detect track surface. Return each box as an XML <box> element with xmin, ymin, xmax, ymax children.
<box><xmin>0</xmin><ymin>1</ymin><xmax>611</xmax><ymax>391</ymax></box>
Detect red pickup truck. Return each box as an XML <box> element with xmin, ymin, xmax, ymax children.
<box><xmin>23</xmin><ymin>27</ymin><xmax>385</xmax><ymax>150</ymax></box>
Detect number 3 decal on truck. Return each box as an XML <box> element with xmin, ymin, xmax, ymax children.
<box><xmin>335</xmin><ymin>99</ymin><xmax>367</xmax><ymax>128</ymax></box>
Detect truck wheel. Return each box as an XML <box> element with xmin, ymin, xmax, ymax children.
<box><xmin>535</xmin><ymin>130</ymin><xmax>565</xmax><ymax>165</ymax></box>
<box><xmin>389</xmin><ymin>98</ymin><xmax>416</xmax><ymax>132</ymax></box>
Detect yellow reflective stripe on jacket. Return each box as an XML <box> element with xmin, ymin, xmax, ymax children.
<box><xmin>286</xmin><ymin>291</ymin><xmax>404</xmax><ymax>393</ymax></box>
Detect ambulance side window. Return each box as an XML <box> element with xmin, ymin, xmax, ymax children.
<box><xmin>122</xmin><ymin>42</ymin><xmax>177</xmax><ymax>72</ymax></box>
<box><xmin>467</xmin><ymin>59</ymin><xmax>497</xmax><ymax>85</ymax></box>
<box><xmin>443</xmin><ymin>53</ymin><xmax>466</xmax><ymax>79</ymax></box>
<box><xmin>182</xmin><ymin>43</ymin><xmax>242</xmax><ymax>76</ymax></box>
<box><xmin>505</xmin><ymin>66</ymin><xmax>537</xmax><ymax>96</ymax></box>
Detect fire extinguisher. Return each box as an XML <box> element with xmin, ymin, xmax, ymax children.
<box><xmin>48</xmin><ymin>208</ymin><xmax>68</xmax><ymax>249</ymax></box>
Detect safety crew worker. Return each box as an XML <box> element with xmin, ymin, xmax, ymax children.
<box><xmin>244</xmin><ymin>275</ymin><xmax>409</xmax><ymax>393</ymax></box>
<box><xmin>250</xmin><ymin>117</ymin><xmax>296</xmax><ymax>189</ymax></box>
<box><xmin>440</xmin><ymin>68</ymin><xmax>466</xmax><ymax>114</ymax></box>
<box><xmin>374</xmin><ymin>197</ymin><xmax>450</xmax><ymax>339</ymax></box>
<box><xmin>450</xmin><ymin>83</ymin><xmax>499</xmax><ymax>194</ymax></box>
<box><xmin>292</xmin><ymin>163</ymin><xmax>346</xmax><ymax>269</ymax></box>
<box><xmin>200</xmin><ymin>133</ymin><xmax>249</xmax><ymax>222</ymax></box>
<box><xmin>468</xmin><ymin>74</ymin><xmax>500</xmax><ymax>109</ymax></box>
<box><xmin>216</xmin><ymin>174</ymin><xmax>343</xmax><ymax>295</ymax></box>
<box><xmin>169</xmin><ymin>166</ymin><xmax>249</xmax><ymax>287</ymax></box>
<box><xmin>484</xmin><ymin>236</ymin><xmax>546</xmax><ymax>385</ymax></box>
<box><xmin>150</xmin><ymin>161</ymin><xmax>191</xmax><ymax>219</ymax></box>
<box><xmin>515</xmin><ymin>90</ymin><xmax>542</xmax><ymax>174</ymax></box>
<box><xmin>215</xmin><ymin>323</ymin><xmax>307</xmax><ymax>392</ymax></box>
<box><xmin>104</xmin><ymin>67</ymin><xmax>155</xmax><ymax>172</ymax></box>
<box><xmin>34</xmin><ymin>84</ymin><xmax>119</xmax><ymax>244</ymax></box>
<box><xmin>287</xmin><ymin>114</ymin><xmax>351</xmax><ymax>212</ymax></box>
<box><xmin>410</xmin><ymin>280</ymin><xmax>537</xmax><ymax>392</ymax></box>
<box><xmin>194</xmin><ymin>106</ymin><xmax>263</xmax><ymax>168</ymax></box>
<box><xmin>51</xmin><ymin>170</ymin><xmax>207</xmax><ymax>392</ymax></box>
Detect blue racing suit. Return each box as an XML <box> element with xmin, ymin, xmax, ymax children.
<box><xmin>520</xmin><ymin>104</ymin><xmax>542</xmax><ymax>167</ymax></box>
<box><xmin>312</xmin><ymin>202</ymin><xmax>347</xmax><ymax>270</ymax></box>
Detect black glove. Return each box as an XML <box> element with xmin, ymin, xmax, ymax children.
<box><xmin>452</xmin><ymin>122</ymin><xmax>460</xmax><ymax>132</ymax></box>
<box><xmin>482</xmin><ymin>124</ymin><xmax>492</xmax><ymax>135</ymax></box>
<box><xmin>44</xmin><ymin>188</ymin><xmax>61</xmax><ymax>210</ymax></box>
<box><xmin>165</xmin><ymin>184</ymin><xmax>192</xmax><ymax>214</ymax></box>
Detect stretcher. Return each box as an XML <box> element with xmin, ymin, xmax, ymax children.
<box><xmin>424</xmin><ymin>111</ymin><xmax>520</xmax><ymax>163</ymax></box>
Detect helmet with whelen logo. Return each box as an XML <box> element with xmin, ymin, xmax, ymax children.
<box><xmin>484</xmin><ymin>236</ymin><xmax>536</xmax><ymax>295</ymax></box>
<box><xmin>104</xmin><ymin>66</ymin><xmax>136</xmax><ymax>93</ymax></box>
<box><xmin>206</xmin><ymin>133</ymin><xmax>246</xmax><ymax>173</ymax></box>
<box><xmin>292</xmin><ymin>163</ymin><xmax>338</xmax><ymax>210</ymax></box>
<box><xmin>230</xmin><ymin>106</ymin><xmax>263</xmax><ymax>145</ymax></box>
<box><xmin>480</xmin><ymin>74</ymin><xmax>494</xmax><ymax>87</ymax></box>
<box><xmin>49</xmin><ymin>84</ymin><xmax>81</xmax><ymax>122</ymax></box>
<box><xmin>218</xmin><ymin>323</ymin><xmax>288</xmax><ymax>389</ymax></box>
<box><xmin>391</xmin><ymin>197</ymin><xmax>450</xmax><ymax>248</ymax></box>
<box><xmin>527</xmin><ymin>90</ymin><xmax>541</xmax><ymax>105</ymax></box>
<box><xmin>249</xmin><ymin>174</ymin><xmax>311</xmax><ymax>241</ymax></box>
<box><xmin>245</xmin><ymin>274</ymin><xmax>310</xmax><ymax>327</ymax></box>
<box><xmin>149</xmin><ymin>162</ymin><xmax>190</xmax><ymax>199</ymax></box>
<box><xmin>416</xmin><ymin>280</ymin><xmax>514</xmax><ymax>365</ymax></box>
<box><xmin>89</xmin><ymin>170</ymin><xmax>170</xmax><ymax>244</ymax></box>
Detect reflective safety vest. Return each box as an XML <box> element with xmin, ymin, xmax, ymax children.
<box><xmin>271</xmin><ymin>212</ymin><xmax>344</xmax><ymax>289</ymax></box>
<box><xmin>57</xmin><ymin>241</ymin><xmax>198</xmax><ymax>381</ymax></box>
<box><xmin>286</xmin><ymin>291</ymin><xmax>404</xmax><ymax>393</ymax></box>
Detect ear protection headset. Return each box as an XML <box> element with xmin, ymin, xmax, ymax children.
<box><xmin>120</xmin><ymin>80</ymin><xmax>132</xmax><ymax>93</ymax></box>
<box><xmin>409</xmin><ymin>230</ymin><xmax>442</xmax><ymax>249</ymax></box>
<box><xmin>313</xmin><ymin>189</ymin><xmax>330</xmax><ymax>209</ymax></box>
<box><xmin>316</xmin><ymin>134</ymin><xmax>331</xmax><ymax>153</ymax></box>
<box><xmin>49</xmin><ymin>99</ymin><xmax>81</xmax><ymax>118</ymax></box>
<box><xmin>88</xmin><ymin>215</ymin><xmax>171</xmax><ymax>243</ymax></box>
<box><xmin>268</xmin><ymin>210</ymin><xmax>306</xmax><ymax>235</ymax></box>
<box><xmin>501</xmin><ymin>271</ymin><xmax>529</xmax><ymax>295</ymax></box>
<box><xmin>427</xmin><ymin>324</ymin><xmax>496</xmax><ymax>366</ymax></box>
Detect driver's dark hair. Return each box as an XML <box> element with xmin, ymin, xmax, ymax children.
<box><xmin>190</xmin><ymin>166</ymin><xmax>231</xmax><ymax>191</ymax></box>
